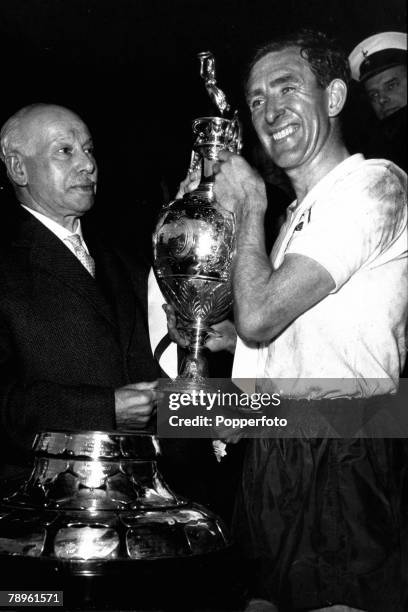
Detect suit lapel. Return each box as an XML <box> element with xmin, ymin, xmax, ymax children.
<box><xmin>13</xmin><ymin>210</ymin><xmax>119</xmax><ymax>332</ymax></box>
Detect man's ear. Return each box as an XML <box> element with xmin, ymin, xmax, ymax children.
<box><xmin>327</xmin><ymin>79</ymin><xmax>347</xmax><ymax>117</ymax></box>
<box><xmin>5</xmin><ymin>153</ymin><xmax>28</xmax><ymax>186</ymax></box>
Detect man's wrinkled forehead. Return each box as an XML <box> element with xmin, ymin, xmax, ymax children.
<box><xmin>246</xmin><ymin>47</ymin><xmax>306</xmax><ymax>96</ymax></box>
<box><xmin>22</xmin><ymin>108</ymin><xmax>90</xmax><ymax>150</ymax></box>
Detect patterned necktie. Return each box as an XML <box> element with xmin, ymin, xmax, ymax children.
<box><xmin>65</xmin><ymin>234</ymin><xmax>95</xmax><ymax>278</ymax></box>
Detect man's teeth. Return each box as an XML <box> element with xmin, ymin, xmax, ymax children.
<box><xmin>272</xmin><ymin>126</ymin><xmax>297</xmax><ymax>141</ymax></box>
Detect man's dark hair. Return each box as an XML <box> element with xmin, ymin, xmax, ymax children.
<box><xmin>246</xmin><ymin>29</ymin><xmax>351</xmax><ymax>90</ymax></box>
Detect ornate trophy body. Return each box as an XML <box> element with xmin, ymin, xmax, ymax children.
<box><xmin>153</xmin><ymin>52</ymin><xmax>241</xmax><ymax>390</ymax></box>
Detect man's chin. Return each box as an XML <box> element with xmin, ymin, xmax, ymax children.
<box><xmin>269</xmin><ymin>151</ymin><xmax>303</xmax><ymax>172</ymax></box>
<box><xmin>381</xmin><ymin>108</ymin><xmax>400</xmax><ymax>120</ymax></box>
<box><xmin>70</xmin><ymin>195</ymin><xmax>95</xmax><ymax>212</ymax></box>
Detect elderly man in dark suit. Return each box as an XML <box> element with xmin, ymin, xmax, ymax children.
<box><xmin>0</xmin><ymin>103</ymin><xmax>160</xmax><ymax>486</ymax></box>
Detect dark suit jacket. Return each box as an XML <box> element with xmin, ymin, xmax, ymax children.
<box><xmin>0</xmin><ymin>207</ymin><xmax>159</xmax><ymax>477</ymax></box>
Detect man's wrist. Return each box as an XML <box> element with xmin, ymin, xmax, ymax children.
<box><xmin>240</xmin><ymin>190</ymin><xmax>267</xmax><ymax>220</ymax></box>
<box><xmin>237</xmin><ymin>206</ymin><xmax>266</xmax><ymax>244</ymax></box>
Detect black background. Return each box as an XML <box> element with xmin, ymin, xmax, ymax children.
<box><xmin>0</xmin><ymin>0</ymin><xmax>406</xmax><ymax>253</ymax></box>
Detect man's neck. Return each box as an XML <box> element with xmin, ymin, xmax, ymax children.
<box><xmin>288</xmin><ymin>144</ymin><xmax>350</xmax><ymax>203</ymax></box>
<box><xmin>20</xmin><ymin>204</ymin><xmax>80</xmax><ymax>235</ymax></box>
<box><xmin>18</xmin><ymin>199</ymin><xmax>79</xmax><ymax>232</ymax></box>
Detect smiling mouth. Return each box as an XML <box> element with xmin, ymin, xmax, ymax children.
<box><xmin>272</xmin><ymin>125</ymin><xmax>299</xmax><ymax>142</ymax></box>
<box><xmin>72</xmin><ymin>184</ymin><xmax>96</xmax><ymax>191</ymax></box>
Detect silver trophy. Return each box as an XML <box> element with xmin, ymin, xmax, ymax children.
<box><xmin>153</xmin><ymin>52</ymin><xmax>241</xmax><ymax>391</ymax></box>
<box><xmin>0</xmin><ymin>431</ymin><xmax>230</xmax><ymax>571</ymax></box>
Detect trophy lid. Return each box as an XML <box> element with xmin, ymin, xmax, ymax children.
<box><xmin>192</xmin><ymin>115</ymin><xmax>241</xmax><ymax>152</ymax></box>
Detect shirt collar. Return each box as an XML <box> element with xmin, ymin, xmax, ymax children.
<box><xmin>288</xmin><ymin>154</ymin><xmax>365</xmax><ymax>214</ymax></box>
<box><xmin>21</xmin><ymin>205</ymin><xmax>84</xmax><ymax>242</ymax></box>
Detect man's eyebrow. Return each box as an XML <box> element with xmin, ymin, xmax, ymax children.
<box><xmin>367</xmin><ymin>76</ymin><xmax>400</xmax><ymax>93</ymax></box>
<box><xmin>48</xmin><ymin>131</ymin><xmax>74</xmax><ymax>143</ymax></box>
<box><xmin>247</xmin><ymin>74</ymin><xmax>301</xmax><ymax>98</ymax></box>
<box><xmin>50</xmin><ymin>134</ymin><xmax>93</xmax><ymax>146</ymax></box>
<box><xmin>271</xmin><ymin>74</ymin><xmax>301</xmax><ymax>86</ymax></box>
<box><xmin>384</xmin><ymin>77</ymin><xmax>400</xmax><ymax>85</ymax></box>
<box><xmin>246</xmin><ymin>87</ymin><xmax>264</xmax><ymax>100</ymax></box>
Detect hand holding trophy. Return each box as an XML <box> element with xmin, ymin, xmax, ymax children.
<box><xmin>153</xmin><ymin>52</ymin><xmax>241</xmax><ymax>392</ymax></box>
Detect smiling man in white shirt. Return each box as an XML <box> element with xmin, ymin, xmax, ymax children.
<box><xmin>208</xmin><ymin>29</ymin><xmax>407</xmax><ymax>612</ymax></box>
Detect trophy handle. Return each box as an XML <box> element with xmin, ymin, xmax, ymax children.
<box><xmin>225</xmin><ymin>111</ymin><xmax>242</xmax><ymax>155</ymax></box>
<box><xmin>188</xmin><ymin>150</ymin><xmax>202</xmax><ymax>174</ymax></box>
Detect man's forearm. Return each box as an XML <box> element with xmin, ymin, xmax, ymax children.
<box><xmin>233</xmin><ymin>207</ymin><xmax>276</xmax><ymax>343</ymax></box>
<box><xmin>232</xmin><ymin>205</ymin><xmax>335</xmax><ymax>344</ymax></box>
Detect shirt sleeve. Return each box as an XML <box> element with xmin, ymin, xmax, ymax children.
<box><xmin>285</xmin><ymin>163</ymin><xmax>407</xmax><ymax>292</ymax></box>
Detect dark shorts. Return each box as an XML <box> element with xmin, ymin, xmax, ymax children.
<box><xmin>233</xmin><ymin>435</ymin><xmax>408</xmax><ymax>611</ymax></box>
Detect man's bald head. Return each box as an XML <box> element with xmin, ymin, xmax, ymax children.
<box><xmin>0</xmin><ymin>103</ymin><xmax>85</xmax><ymax>163</ymax></box>
<box><xmin>0</xmin><ymin>103</ymin><xmax>97</xmax><ymax>230</ymax></box>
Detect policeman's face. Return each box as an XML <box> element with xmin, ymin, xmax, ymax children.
<box><xmin>247</xmin><ymin>48</ymin><xmax>333</xmax><ymax>173</ymax></box>
<box><xmin>364</xmin><ymin>65</ymin><xmax>407</xmax><ymax>120</ymax></box>
<box><xmin>21</xmin><ymin>107</ymin><xmax>97</xmax><ymax>226</ymax></box>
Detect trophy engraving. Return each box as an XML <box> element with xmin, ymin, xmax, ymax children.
<box><xmin>153</xmin><ymin>52</ymin><xmax>241</xmax><ymax>390</ymax></box>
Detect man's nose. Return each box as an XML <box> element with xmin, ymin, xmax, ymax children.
<box><xmin>378</xmin><ymin>90</ymin><xmax>390</xmax><ymax>106</ymax></box>
<box><xmin>264</xmin><ymin>97</ymin><xmax>285</xmax><ymax>123</ymax></box>
<box><xmin>76</xmin><ymin>150</ymin><xmax>96</xmax><ymax>174</ymax></box>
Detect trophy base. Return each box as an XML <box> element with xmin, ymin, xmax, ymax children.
<box><xmin>0</xmin><ymin>431</ymin><xmax>231</xmax><ymax>575</ymax></box>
